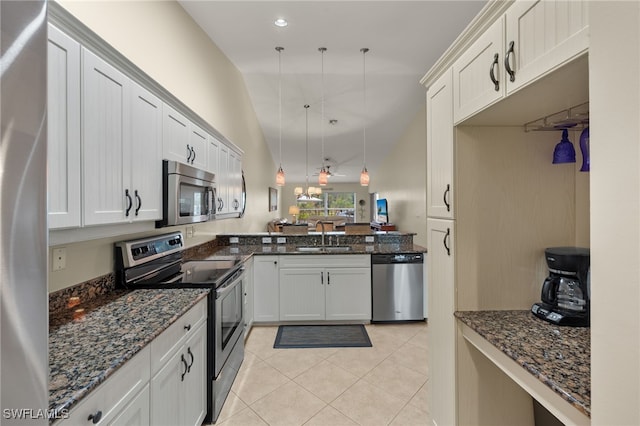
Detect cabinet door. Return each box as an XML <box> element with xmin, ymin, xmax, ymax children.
<box><xmin>325</xmin><ymin>267</ymin><xmax>372</xmax><ymax>321</ymax></box>
<box><xmin>82</xmin><ymin>48</ymin><xmax>131</xmax><ymax>226</ymax></box>
<box><xmin>150</xmin><ymin>349</ymin><xmax>182</xmax><ymax>426</ymax></box>
<box><xmin>505</xmin><ymin>0</ymin><xmax>589</xmax><ymax>95</ymax></box>
<box><xmin>452</xmin><ymin>17</ymin><xmax>505</xmax><ymax>124</ymax></box>
<box><xmin>47</xmin><ymin>24</ymin><xmax>81</xmax><ymax>230</ymax></box>
<box><xmin>426</xmin><ymin>218</ymin><xmax>456</xmax><ymax>426</ymax></box>
<box><xmin>217</xmin><ymin>144</ymin><xmax>230</xmax><ymax>214</ymax></box>
<box><xmin>162</xmin><ymin>104</ymin><xmax>191</xmax><ymax>165</ymax></box>
<box><xmin>188</xmin><ymin>123</ymin><xmax>208</xmax><ymax>170</ymax></box>
<box><xmin>253</xmin><ymin>256</ymin><xmax>280</xmax><ymax>322</ymax></box>
<box><xmin>109</xmin><ymin>385</ymin><xmax>150</xmax><ymax>426</ymax></box>
<box><xmin>208</xmin><ymin>135</ymin><xmax>220</xmax><ymax>176</ymax></box>
<box><xmin>182</xmin><ymin>322</ymin><xmax>207</xmax><ymax>426</ymax></box>
<box><xmin>426</xmin><ymin>69</ymin><xmax>455</xmax><ymax>219</ymax></box>
<box><xmin>130</xmin><ymin>82</ymin><xmax>162</xmax><ymax>221</ymax></box>
<box><xmin>279</xmin><ymin>268</ymin><xmax>325</xmax><ymax>321</ymax></box>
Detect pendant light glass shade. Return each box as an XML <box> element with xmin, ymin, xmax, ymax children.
<box><xmin>360</xmin><ymin>48</ymin><xmax>370</xmax><ymax>186</ymax></box>
<box><xmin>318</xmin><ymin>168</ymin><xmax>328</xmax><ymax>186</ymax></box>
<box><xmin>275</xmin><ymin>46</ymin><xmax>286</xmax><ymax>186</ymax></box>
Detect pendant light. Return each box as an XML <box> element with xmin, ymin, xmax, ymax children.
<box><xmin>360</xmin><ymin>48</ymin><xmax>370</xmax><ymax>186</ymax></box>
<box><xmin>296</xmin><ymin>104</ymin><xmax>322</xmax><ymax>201</ymax></box>
<box><xmin>275</xmin><ymin>46</ymin><xmax>286</xmax><ymax>186</ymax></box>
<box><xmin>318</xmin><ymin>47</ymin><xmax>329</xmax><ymax>186</ymax></box>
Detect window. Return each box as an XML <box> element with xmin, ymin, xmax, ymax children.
<box><xmin>298</xmin><ymin>192</ymin><xmax>355</xmax><ymax>222</ymax></box>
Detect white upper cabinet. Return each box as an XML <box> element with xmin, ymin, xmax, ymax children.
<box><xmin>188</xmin><ymin>122</ymin><xmax>208</xmax><ymax>170</ymax></box>
<box><xmin>453</xmin><ymin>17</ymin><xmax>505</xmax><ymax>124</ymax></box>
<box><xmin>130</xmin><ymin>82</ymin><xmax>163</xmax><ymax>222</ymax></box>
<box><xmin>504</xmin><ymin>0</ymin><xmax>589</xmax><ymax>95</ymax></box>
<box><xmin>229</xmin><ymin>150</ymin><xmax>243</xmax><ymax>213</ymax></box>
<box><xmin>82</xmin><ymin>48</ymin><xmax>132</xmax><ymax>226</ymax></box>
<box><xmin>427</xmin><ymin>69</ymin><xmax>455</xmax><ymax>219</ymax></box>
<box><xmin>452</xmin><ymin>0</ymin><xmax>589</xmax><ymax>124</ymax></box>
<box><xmin>47</xmin><ymin>24</ymin><xmax>81</xmax><ymax>230</ymax></box>
<box><xmin>217</xmin><ymin>143</ymin><xmax>230</xmax><ymax>214</ymax></box>
<box><xmin>162</xmin><ymin>104</ymin><xmax>191</xmax><ymax>165</ymax></box>
<box><xmin>162</xmin><ymin>103</ymin><xmax>208</xmax><ymax>169</ymax></box>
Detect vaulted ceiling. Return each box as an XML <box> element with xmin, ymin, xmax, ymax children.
<box><xmin>179</xmin><ymin>1</ymin><xmax>486</xmax><ymax>183</ymax></box>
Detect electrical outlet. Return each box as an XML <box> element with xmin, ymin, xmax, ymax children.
<box><xmin>365</xmin><ymin>236</ymin><xmax>375</xmax><ymax>243</ymax></box>
<box><xmin>230</xmin><ymin>237</ymin><xmax>239</xmax><ymax>244</ymax></box>
<box><xmin>186</xmin><ymin>226</ymin><xmax>193</xmax><ymax>238</ymax></box>
<box><xmin>52</xmin><ymin>248</ymin><xmax>66</xmax><ymax>271</ymax></box>
<box><xmin>276</xmin><ymin>237</ymin><xmax>286</xmax><ymax>244</ymax></box>
<box><xmin>191</xmin><ymin>226</ymin><xmax>196</xmax><ymax>237</ymax></box>
<box><xmin>262</xmin><ymin>237</ymin><xmax>272</xmax><ymax>244</ymax></box>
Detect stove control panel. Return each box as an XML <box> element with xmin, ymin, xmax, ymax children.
<box><xmin>116</xmin><ymin>232</ymin><xmax>184</xmax><ymax>268</ymax></box>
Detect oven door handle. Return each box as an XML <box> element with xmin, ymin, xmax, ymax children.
<box><xmin>216</xmin><ymin>272</ymin><xmax>244</xmax><ymax>299</ymax></box>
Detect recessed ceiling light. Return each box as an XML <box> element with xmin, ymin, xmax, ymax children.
<box><xmin>274</xmin><ymin>18</ymin><xmax>288</xmax><ymax>27</ymax></box>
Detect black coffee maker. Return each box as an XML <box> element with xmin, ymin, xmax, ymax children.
<box><xmin>531</xmin><ymin>247</ymin><xmax>590</xmax><ymax>327</ymax></box>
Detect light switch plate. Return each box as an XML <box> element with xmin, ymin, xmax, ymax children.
<box><xmin>276</xmin><ymin>237</ymin><xmax>286</xmax><ymax>244</ymax></box>
<box><xmin>262</xmin><ymin>237</ymin><xmax>272</xmax><ymax>244</ymax></box>
<box><xmin>230</xmin><ymin>237</ymin><xmax>239</xmax><ymax>244</ymax></box>
<box><xmin>365</xmin><ymin>236</ymin><xmax>375</xmax><ymax>243</ymax></box>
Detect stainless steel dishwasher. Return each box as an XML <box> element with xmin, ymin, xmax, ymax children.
<box><xmin>371</xmin><ymin>253</ymin><xmax>424</xmax><ymax>322</ymax></box>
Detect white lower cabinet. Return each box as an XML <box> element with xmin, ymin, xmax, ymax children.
<box><xmin>243</xmin><ymin>257</ymin><xmax>255</xmax><ymax>338</ymax></box>
<box><xmin>150</xmin><ymin>300</ymin><xmax>207</xmax><ymax>426</ymax></box>
<box><xmin>426</xmin><ymin>218</ymin><xmax>456</xmax><ymax>426</ymax></box>
<box><xmin>56</xmin><ymin>346</ymin><xmax>151</xmax><ymax>426</ymax></box>
<box><xmin>253</xmin><ymin>255</ymin><xmax>280</xmax><ymax>322</ymax></box>
<box><xmin>109</xmin><ymin>385</ymin><xmax>150</xmax><ymax>426</ymax></box>
<box><xmin>278</xmin><ymin>255</ymin><xmax>371</xmax><ymax>322</ymax></box>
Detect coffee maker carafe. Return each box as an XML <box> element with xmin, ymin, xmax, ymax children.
<box><xmin>531</xmin><ymin>247</ymin><xmax>590</xmax><ymax>327</ymax></box>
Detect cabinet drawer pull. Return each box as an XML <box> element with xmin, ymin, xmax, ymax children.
<box><xmin>505</xmin><ymin>41</ymin><xmax>516</xmax><ymax>82</ymax></box>
<box><xmin>321</xmin><ymin>271</ymin><xmax>324</xmax><ymax>285</ymax></box>
<box><xmin>443</xmin><ymin>184</ymin><xmax>451</xmax><ymax>212</ymax></box>
<box><xmin>190</xmin><ymin>146</ymin><xmax>196</xmax><ymax>164</ymax></box>
<box><xmin>443</xmin><ymin>228</ymin><xmax>451</xmax><ymax>256</ymax></box>
<box><xmin>125</xmin><ymin>189</ymin><xmax>133</xmax><ymax>217</ymax></box>
<box><xmin>181</xmin><ymin>354</ymin><xmax>188</xmax><ymax>381</ymax></box>
<box><xmin>87</xmin><ymin>410</ymin><xmax>102</xmax><ymax>424</ymax></box>
<box><xmin>187</xmin><ymin>347</ymin><xmax>194</xmax><ymax>372</ymax></box>
<box><xmin>327</xmin><ymin>271</ymin><xmax>331</xmax><ymax>285</ymax></box>
<box><xmin>184</xmin><ymin>324</ymin><xmax>191</xmax><ymax>331</ymax></box>
<box><xmin>186</xmin><ymin>144</ymin><xmax>192</xmax><ymax>162</ymax></box>
<box><xmin>134</xmin><ymin>190</ymin><xmax>141</xmax><ymax>216</ymax></box>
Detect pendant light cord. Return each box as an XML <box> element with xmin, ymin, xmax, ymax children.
<box><xmin>361</xmin><ymin>48</ymin><xmax>368</xmax><ymax>168</ymax></box>
<box><xmin>320</xmin><ymin>47</ymin><xmax>326</xmax><ymax>170</ymax></box>
<box><xmin>305</xmin><ymin>104</ymin><xmax>310</xmax><ymax>194</ymax></box>
<box><xmin>276</xmin><ymin>47</ymin><xmax>284</xmax><ymax>169</ymax></box>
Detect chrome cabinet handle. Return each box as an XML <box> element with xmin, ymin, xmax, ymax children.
<box><xmin>125</xmin><ymin>189</ymin><xmax>133</xmax><ymax>217</ymax></box>
<box><xmin>489</xmin><ymin>53</ymin><xmax>500</xmax><ymax>91</ymax></box>
<box><xmin>134</xmin><ymin>190</ymin><xmax>141</xmax><ymax>216</ymax></box>
<box><xmin>443</xmin><ymin>184</ymin><xmax>451</xmax><ymax>212</ymax></box>
<box><xmin>184</xmin><ymin>324</ymin><xmax>191</xmax><ymax>331</ymax></box>
<box><xmin>190</xmin><ymin>146</ymin><xmax>196</xmax><ymax>164</ymax></box>
<box><xmin>327</xmin><ymin>271</ymin><xmax>331</xmax><ymax>285</ymax></box>
<box><xmin>505</xmin><ymin>41</ymin><xmax>515</xmax><ymax>82</ymax></box>
<box><xmin>186</xmin><ymin>144</ymin><xmax>192</xmax><ymax>162</ymax></box>
<box><xmin>443</xmin><ymin>228</ymin><xmax>451</xmax><ymax>256</ymax></box>
<box><xmin>321</xmin><ymin>271</ymin><xmax>324</xmax><ymax>285</ymax></box>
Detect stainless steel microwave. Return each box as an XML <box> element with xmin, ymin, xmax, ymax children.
<box><xmin>156</xmin><ymin>160</ymin><xmax>216</xmax><ymax>227</ymax></box>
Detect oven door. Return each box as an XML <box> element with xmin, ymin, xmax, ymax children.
<box><xmin>214</xmin><ymin>270</ymin><xmax>244</xmax><ymax>377</ymax></box>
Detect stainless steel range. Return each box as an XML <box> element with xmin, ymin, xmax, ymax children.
<box><xmin>115</xmin><ymin>232</ymin><xmax>244</xmax><ymax>423</ymax></box>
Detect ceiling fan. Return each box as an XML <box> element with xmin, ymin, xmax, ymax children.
<box><xmin>313</xmin><ymin>164</ymin><xmax>346</xmax><ymax>178</ymax></box>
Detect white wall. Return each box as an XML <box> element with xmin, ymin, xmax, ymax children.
<box><xmin>49</xmin><ymin>0</ymin><xmax>280</xmax><ymax>292</ymax></box>
<box><xmin>370</xmin><ymin>106</ymin><xmax>427</xmax><ymax>246</ymax></box>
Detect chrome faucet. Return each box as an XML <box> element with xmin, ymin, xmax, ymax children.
<box><xmin>318</xmin><ymin>221</ymin><xmax>327</xmax><ymax>248</ymax></box>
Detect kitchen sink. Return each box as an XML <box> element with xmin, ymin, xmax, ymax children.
<box><xmin>295</xmin><ymin>246</ymin><xmax>352</xmax><ymax>252</ymax></box>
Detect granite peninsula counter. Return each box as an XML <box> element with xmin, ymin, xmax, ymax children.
<box><xmin>455</xmin><ymin>310</ymin><xmax>590</xmax><ymax>424</ymax></box>
<box><xmin>49</xmin><ymin>288</ymin><xmax>209</xmax><ymax>417</ymax></box>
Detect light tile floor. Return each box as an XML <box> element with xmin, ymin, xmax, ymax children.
<box><xmin>214</xmin><ymin>322</ymin><xmax>430</xmax><ymax>426</ymax></box>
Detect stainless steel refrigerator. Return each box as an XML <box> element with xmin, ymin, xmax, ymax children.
<box><xmin>1</xmin><ymin>1</ymin><xmax>48</xmax><ymax>424</ymax></box>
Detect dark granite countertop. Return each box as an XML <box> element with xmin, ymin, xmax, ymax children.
<box><xmin>49</xmin><ymin>288</ymin><xmax>209</xmax><ymax>416</ymax></box>
<box><xmin>190</xmin><ymin>243</ymin><xmax>426</xmax><ymax>259</ymax></box>
<box><xmin>454</xmin><ymin>310</ymin><xmax>590</xmax><ymax>418</ymax></box>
